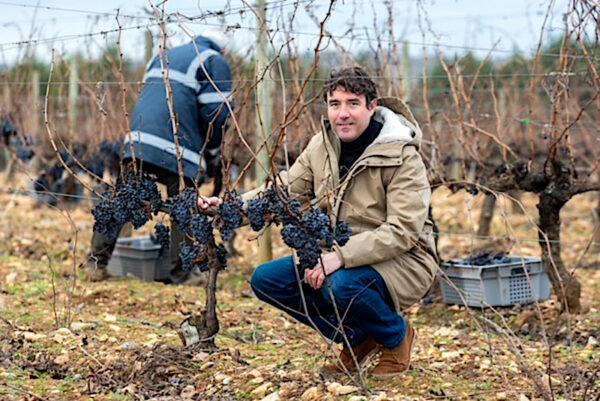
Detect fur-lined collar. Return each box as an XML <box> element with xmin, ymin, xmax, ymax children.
<box><xmin>371</xmin><ymin>105</ymin><xmax>420</xmax><ymax>149</ymax></box>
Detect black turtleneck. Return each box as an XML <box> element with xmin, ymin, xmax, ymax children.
<box><xmin>338</xmin><ymin>117</ymin><xmax>383</xmax><ymax>179</ymax></box>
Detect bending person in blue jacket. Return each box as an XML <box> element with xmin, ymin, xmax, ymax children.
<box><xmin>85</xmin><ymin>29</ymin><xmax>233</xmax><ymax>284</ymax></box>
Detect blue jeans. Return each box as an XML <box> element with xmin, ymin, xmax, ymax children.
<box><xmin>250</xmin><ymin>256</ymin><xmax>407</xmax><ymax>349</ymax></box>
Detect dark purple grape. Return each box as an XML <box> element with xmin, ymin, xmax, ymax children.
<box><xmin>92</xmin><ymin>169</ymin><xmax>162</xmax><ymax>236</ymax></box>
<box><xmin>334</xmin><ymin>220</ymin><xmax>351</xmax><ymax>246</ymax></box>
<box><xmin>247</xmin><ymin>197</ymin><xmax>267</xmax><ymax>232</ymax></box>
<box><xmin>152</xmin><ymin>223</ymin><xmax>170</xmax><ymax>250</ymax></box>
<box><xmin>195</xmin><ymin>258</ymin><xmax>209</xmax><ymax>272</ymax></box>
<box><xmin>216</xmin><ymin>244</ymin><xmax>228</xmax><ymax>270</ymax></box>
<box><xmin>264</xmin><ymin>187</ymin><xmax>301</xmax><ymax>225</ymax></box>
<box><xmin>296</xmin><ymin>241</ymin><xmax>321</xmax><ymax>272</ymax></box>
<box><xmin>189</xmin><ymin>214</ymin><xmax>212</xmax><ymax>244</ymax></box>
<box><xmin>167</xmin><ymin>188</ymin><xmax>197</xmax><ymax>232</ymax></box>
<box><xmin>130</xmin><ymin>209</ymin><xmax>150</xmax><ymax>229</ymax></box>
<box><xmin>179</xmin><ymin>241</ymin><xmax>200</xmax><ymax>271</ymax></box>
<box><xmin>92</xmin><ymin>199</ymin><xmax>122</xmax><ymax>240</ymax></box>
<box><xmin>302</xmin><ymin>208</ymin><xmax>332</xmax><ymax>243</ymax></box>
<box><xmin>281</xmin><ymin>224</ymin><xmax>308</xmax><ymax>249</ymax></box>
<box><xmin>138</xmin><ymin>175</ymin><xmax>162</xmax><ymax>213</ymax></box>
<box><xmin>217</xmin><ymin>191</ymin><xmax>243</xmax><ymax>241</ymax></box>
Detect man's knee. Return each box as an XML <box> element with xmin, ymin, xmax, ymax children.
<box><xmin>250</xmin><ymin>257</ymin><xmax>295</xmax><ymax>301</ymax></box>
<box><xmin>322</xmin><ymin>279</ymin><xmax>359</xmax><ymax>310</ymax></box>
<box><xmin>250</xmin><ymin>264</ymin><xmax>270</xmax><ymax>299</ymax></box>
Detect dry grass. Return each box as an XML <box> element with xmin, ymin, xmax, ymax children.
<box><xmin>0</xmin><ymin>174</ymin><xmax>599</xmax><ymax>401</ymax></box>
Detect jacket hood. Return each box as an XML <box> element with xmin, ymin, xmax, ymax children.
<box><xmin>194</xmin><ymin>35</ymin><xmax>223</xmax><ymax>53</ymax></box>
<box><xmin>373</xmin><ymin>97</ymin><xmax>423</xmax><ymax>149</ymax></box>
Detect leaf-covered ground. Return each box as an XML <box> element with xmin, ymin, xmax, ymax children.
<box><xmin>0</xmin><ymin>178</ymin><xmax>599</xmax><ymax>401</ymax></box>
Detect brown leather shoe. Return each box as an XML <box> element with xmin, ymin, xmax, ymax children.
<box><xmin>372</xmin><ymin>323</ymin><xmax>416</xmax><ymax>378</ymax></box>
<box><xmin>323</xmin><ymin>336</ymin><xmax>379</xmax><ymax>373</ymax></box>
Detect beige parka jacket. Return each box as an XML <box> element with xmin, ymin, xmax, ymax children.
<box><xmin>244</xmin><ymin>97</ymin><xmax>438</xmax><ymax>312</ymax></box>
<box><xmin>279</xmin><ymin>97</ymin><xmax>439</xmax><ymax>312</ymax></box>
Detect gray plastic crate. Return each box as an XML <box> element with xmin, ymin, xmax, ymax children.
<box><xmin>439</xmin><ymin>256</ymin><xmax>551</xmax><ymax>307</ymax></box>
<box><xmin>107</xmin><ymin>236</ymin><xmax>170</xmax><ymax>281</ymax></box>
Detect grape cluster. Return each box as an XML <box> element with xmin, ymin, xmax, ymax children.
<box><xmin>179</xmin><ymin>241</ymin><xmax>227</xmax><ymax>272</ymax></box>
<box><xmin>248</xmin><ymin>186</ymin><xmax>352</xmax><ymax>273</ymax></box>
<box><xmin>91</xmin><ymin>175</ymin><xmax>351</xmax><ymax>276</ymax></box>
<box><xmin>246</xmin><ymin>197</ymin><xmax>268</xmax><ymax>231</ymax></box>
<box><xmin>264</xmin><ymin>187</ymin><xmax>301</xmax><ymax>225</ymax></box>
<box><xmin>217</xmin><ymin>191</ymin><xmax>243</xmax><ymax>241</ymax></box>
<box><xmin>167</xmin><ymin>188</ymin><xmax>197</xmax><ymax>232</ymax></box>
<box><xmin>334</xmin><ymin>220</ymin><xmax>351</xmax><ymax>246</ymax></box>
<box><xmin>138</xmin><ymin>175</ymin><xmax>163</xmax><ymax>214</ymax></box>
<box><xmin>301</xmin><ymin>209</ymin><xmax>334</xmax><ymax>247</ymax></box>
<box><xmin>459</xmin><ymin>250</ymin><xmax>511</xmax><ymax>266</ymax></box>
<box><xmin>163</xmin><ymin>188</ymin><xmax>223</xmax><ymax>270</ymax></box>
<box><xmin>189</xmin><ymin>214</ymin><xmax>212</xmax><ymax>245</ymax></box>
<box><xmin>280</xmin><ymin>208</ymin><xmax>329</xmax><ymax>272</ymax></box>
<box><xmin>246</xmin><ymin>187</ymin><xmax>302</xmax><ymax>229</ymax></box>
<box><xmin>152</xmin><ymin>223</ymin><xmax>170</xmax><ymax>251</ymax></box>
<box><xmin>15</xmin><ymin>141</ymin><xmax>35</xmax><ymax>162</ymax></box>
<box><xmin>92</xmin><ymin>170</ymin><xmax>162</xmax><ymax>240</ymax></box>
<box><xmin>32</xmin><ymin>145</ymin><xmax>87</xmax><ymax>206</ymax></box>
<box><xmin>215</xmin><ymin>244</ymin><xmax>228</xmax><ymax>269</ymax></box>
<box><xmin>180</xmin><ymin>241</ymin><xmax>207</xmax><ymax>271</ymax></box>
<box><xmin>1</xmin><ymin>116</ymin><xmax>17</xmax><ymax>141</ymax></box>
<box><xmin>280</xmin><ymin>224</ymin><xmax>321</xmax><ymax>271</ymax></box>
<box><xmin>32</xmin><ymin>165</ymin><xmax>63</xmax><ymax>206</ymax></box>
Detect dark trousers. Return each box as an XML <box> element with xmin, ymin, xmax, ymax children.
<box><xmin>87</xmin><ymin>163</ymin><xmax>195</xmax><ymax>284</ymax></box>
<box><xmin>250</xmin><ymin>256</ymin><xmax>407</xmax><ymax>348</ymax></box>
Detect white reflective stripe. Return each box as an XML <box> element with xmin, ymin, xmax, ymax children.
<box><xmin>144</xmin><ymin>56</ymin><xmax>155</xmax><ymax>74</ymax></box>
<box><xmin>206</xmin><ymin>147</ymin><xmax>220</xmax><ymax>156</ymax></box>
<box><xmin>143</xmin><ymin>49</ymin><xmax>220</xmax><ymax>93</ymax></box>
<box><xmin>186</xmin><ymin>48</ymin><xmax>219</xmax><ymax>77</ymax></box>
<box><xmin>124</xmin><ymin>131</ymin><xmax>203</xmax><ymax>168</ymax></box>
<box><xmin>197</xmin><ymin>91</ymin><xmax>231</xmax><ymax>104</ymax></box>
<box><xmin>144</xmin><ymin>69</ymin><xmax>199</xmax><ymax>91</ymax></box>
<box><xmin>141</xmin><ymin>56</ymin><xmax>155</xmax><ymax>82</ymax></box>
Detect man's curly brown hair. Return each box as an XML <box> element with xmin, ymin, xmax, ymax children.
<box><xmin>323</xmin><ymin>66</ymin><xmax>379</xmax><ymax>107</ymax></box>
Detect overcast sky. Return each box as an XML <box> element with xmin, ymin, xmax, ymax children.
<box><xmin>0</xmin><ymin>0</ymin><xmax>570</xmax><ymax>65</ymax></box>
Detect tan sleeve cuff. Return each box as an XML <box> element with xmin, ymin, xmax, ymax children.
<box><xmin>332</xmin><ymin>244</ymin><xmax>346</xmax><ymax>267</ymax></box>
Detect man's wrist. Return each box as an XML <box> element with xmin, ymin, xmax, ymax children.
<box><xmin>332</xmin><ymin>245</ymin><xmax>346</xmax><ymax>267</ymax></box>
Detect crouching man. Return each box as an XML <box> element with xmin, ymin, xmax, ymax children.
<box><xmin>199</xmin><ymin>66</ymin><xmax>438</xmax><ymax>377</ymax></box>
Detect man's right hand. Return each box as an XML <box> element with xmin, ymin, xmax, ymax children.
<box><xmin>197</xmin><ymin>195</ymin><xmax>222</xmax><ymax>210</ymax></box>
<box><xmin>304</xmin><ymin>251</ymin><xmax>343</xmax><ymax>290</ymax></box>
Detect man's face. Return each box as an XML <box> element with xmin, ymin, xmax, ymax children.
<box><xmin>327</xmin><ymin>88</ymin><xmax>377</xmax><ymax>143</ymax></box>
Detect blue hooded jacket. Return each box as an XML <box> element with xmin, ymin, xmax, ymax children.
<box><xmin>123</xmin><ymin>35</ymin><xmax>232</xmax><ymax>182</ymax></box>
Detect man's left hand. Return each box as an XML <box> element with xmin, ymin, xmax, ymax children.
<box><xmin>304</xmin><ymin>251</ymin><xmax>343</xmax><ymax>290</ymax></box>
<box><xmin>197</xmin><ymin>195</ymin><xmax>222</xmax><ymax>210</ymax></box>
